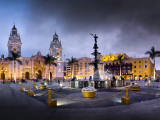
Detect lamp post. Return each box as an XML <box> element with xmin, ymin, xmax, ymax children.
<box><xmin>11</xmin><ymin>72</ymin><xmax>12</xmax><ymax>82</ymax></box>
<box><xmin>35</xmin><ymin>71</ymin><xmax>38</xmax><ymax>80</ymax></box>
<box><xmin>62</xmin><ymin>71</ymin><xmax>66</xmax><ymax>82</ymax></box>
<box><xmin>1</xmin><ymin>67</ymin><xmax>6</xmax><ymax>84</ymax></box>
<box><xmin>22</xmin><ymin>71</ymin><xmax>23</xmax><ymax>80</ymax></box>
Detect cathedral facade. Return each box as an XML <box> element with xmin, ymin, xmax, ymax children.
<box><xmin>0</xmin><ymin>25</ymin><xmax>64</xmax><ymax>80</ymax></box>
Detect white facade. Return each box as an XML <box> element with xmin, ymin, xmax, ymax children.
<box><xmin>0</xmin><ymin>25</ymin><xmax>64</xmax><ymax>80</ymax></box>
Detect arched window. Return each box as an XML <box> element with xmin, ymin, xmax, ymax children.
<box><xmin>39</xmin><ymin>61</ymin><xmax>40</xmax><ymax>64</ymax></box>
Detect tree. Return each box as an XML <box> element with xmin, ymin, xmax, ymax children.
<box><xmin>112</xmin><ymin>54</ymin><xmax>128</xmax><ymax>80</ymax></box>
<box><xmin>66</xmin><ymin>56</ymin><xmax>78</xmax><ymax>78</ymax></box>
<box><xmin>43</xmin><ymin>54</ymin><xmax>57</xmax><ymax>81</ymax></box>
<box><xmin>145</xmin><ymin>46</ymin><xmax>160</xmax><ymax>80</ymax></box>
<box><xmin>5</xmin><ymin>51</ymin><xmax>22</xmax><ymax>82</ymax></box>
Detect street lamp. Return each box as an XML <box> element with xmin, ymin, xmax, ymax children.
<box><xmin>62</xmin><ymin>71</ymin><xmax>66</xmax><ymax>82</ymax></box>
<box><xmin>11</xmin><ymin>72</ymin><xmax>12</xmax><ymax>82</ymax></box>
<box><xmin>35</xmin><ymin>71</ymin><xmax>39</xmax><ymax>79</ymax></box>
<box><xmin>1</xmin><ymin>67</ymin><xmax>6</xmax><ymax>84</ymax></box>
<box><xmin>22</xmin><ymin>71</ymin><xmax>23</xmax><ymax>80</ymax></box>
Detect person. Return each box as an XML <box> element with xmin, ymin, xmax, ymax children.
<box><xmin>58</xmin><ymin>80</ymin><xmax>60</xmax><ymax>86</ymax></box>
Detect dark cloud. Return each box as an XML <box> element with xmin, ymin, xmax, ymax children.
<box><xmin>1</xmin><ymin>0</ymin><xmax>160</xmax><ymax>69</ymax></box>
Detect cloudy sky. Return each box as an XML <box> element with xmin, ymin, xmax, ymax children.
<box><xmin>1</xmin><ymin>0</ymin><xmax>160</xmax><ymax>69</ymax></box>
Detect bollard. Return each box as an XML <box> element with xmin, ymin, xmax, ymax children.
<box><xmin>34</xmin><ymin>82</ymin><xmax>36</xmax><ymax>89</ymax></box>
<box><xmin>28</xmin><ymin>85</ymin><xmax>34</xmax><ymax>96</ymax></box>
<box><xmin>47</xmin><ymin>88</ymin><xmax>57</xmax><ymax>108</ymax></box>
<box><xmin>20</xmin><ymin>83</ymin><xmax>25</xmax><ymax>91</ymax></box>
<box><xmin>121</xmin><ymin>86</ymin><xmax>130</xmax><ymax>105</ymax></box>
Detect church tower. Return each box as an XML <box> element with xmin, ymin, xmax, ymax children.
<box><xmin>49</xmin><ymin>32</ymin><xmax>62</xmax><ymax>61</ymax></box>
<box><xmin>7</xmin><ymin>24</ymin><xmax>22</xmax><ymax>57</ymax></box>
<box><xmin>49</xmin><ymin>32</ymin><xmax>63</xmax><ymax>78</ymax></box>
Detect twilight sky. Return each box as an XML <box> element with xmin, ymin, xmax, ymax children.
<box><xmin>1</xmin><ymin>0</ymin><xmax>160</xmax><ymax>69</ymax></box>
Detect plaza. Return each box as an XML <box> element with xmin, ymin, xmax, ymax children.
<box><xmin>0</xmin><ymin>80</ymin><xmax>160</xmax><ymax>120</ymax></box>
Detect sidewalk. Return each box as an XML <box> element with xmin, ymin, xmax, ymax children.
<box><xmin>0</xmin><ymin>82</ymin><xmax>160</xmax><ymax>120</ymax></box>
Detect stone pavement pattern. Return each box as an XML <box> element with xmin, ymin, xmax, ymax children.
<box><xmin>0</xmin><ymin>82</ymin><xmax>160</xmax><ymax>120</ymax></box>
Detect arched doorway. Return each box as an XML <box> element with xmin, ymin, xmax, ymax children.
<box><xmin>50</xmin><ymin>72</ymin><xmax>52</xmax><ymax>79</ymax></box>
<box><xmin>25</xmin><ymin>72</ymin><xmax>29</xmax><ymax>79</ymax></box>
<box><xmin>1</xmin><ymin>73</ymin><xmax>5</xmax><ymax>80</ymax></box>
<box><xmin>139</xmin><ymin>75</ymin><xmax>142</xmax><ymax>80</ymax></box>
<box><xmin>38</xmin><ymin>70</ymin><xmax>42</xmax><ymax>79</ymax></box>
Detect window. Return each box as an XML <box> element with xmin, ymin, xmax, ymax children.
<box><xmin>127</xmin><ymin>66</ymin><xmax>130</xmax><ymax>68</ymax></box>
<box><xmin>139</xmin><ymin>65</ymin><xmax>141</xmax><ymax>68</ymax></box>
<box><xmin>59</xmin><ymin>63</ymin><xmax>60</xmax><ymax>66</ymax></box>
<box><xmin>139</xmin><ymin>70</ymin><xmax>141</xmax><ymax>73</ymax></box>
<box><xmin>134</xmin><ymin>61</ymin><xmax>136</xmax><ymax>63</ymax></box>
<box><xmin>123</xmin><ymin>66</ymin><xmax>126</xmax><ymax>69</ymax></box>
<box><xmin>26</xmin><ymin>61</ymin><xmax>28</xmax><ymax>65</ymax></box>
<box><xmin>134</xmin><ymin>66</ymin><xmax>136</xmax><ymax>68</ymax></box>
<box><xmin>123</xmin><ymin>70</ymin><xmax>126</xmax><ymax>73</ymax></box>
<box><xmin>134</xmin><ymin>70</ymin><xmax>136</xmax><ymax>73</ymax></box>
<box><xmin>145</xmin><ymin>65</ymin><xmax>147</xmax><ymax>68</ymax></box>
<box><xmin>145</xmin><ymin>60</ymin><xmax>147</xmax><ymax>63</ymax></box>
<box><xmin>39</xmin><ymin>61</ymin><xmax>40</xmax><ymax>64</ymax></box>
<box><xmin>2</xmin><ymin>63</ymin><xmax>3</xmax><ymax>65</ymax></box>
<box><xmin>139</xmin><ymin>61</ymin><xmax>141</xmax><ymax>63</ymax></box>
<box><xmin>59</xmin><ymin>69</ymin><xmax>60</xmax><ymax>72</ymax></box>
<box><xmin>128</xmin><ymin>70</ymin><xmax>130</xmax><ymax>73</ymax></box>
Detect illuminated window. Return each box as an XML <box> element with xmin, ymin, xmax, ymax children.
<box><xmin>145</xmin><ymin>65</ymin><xmax>147</xmax><ymax>68</ymax></box>
<box><xmin>134</xmin><ymin>70</ymin><xmax>136</xmax><ymax>73</ymax></box>
<box><xmin>139</xmin><ymin>70</ymin><xmax>141</xmax><ymax>73</ymax></box>
<box><xmin>59</xmin><ymin>63</ymin><xmax>60</xmax><ymax>66</ymax></box>
<box><xmin>59</xmin><ymin>69</ymin><xmax>60</xmax><ymax>72</ymax></box>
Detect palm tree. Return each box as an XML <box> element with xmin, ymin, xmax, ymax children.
<box><xmin>112</xmin><ymin>54</ymin><xmax>128</xmax><ymax>80</ymax></box>
<box><xmin>43</xmin><ymin>54</ymin><xmax>57</xmax><ymax>81</ymax></box>
<box><xmin>145</xmin><ymin>46</ymin><xmax>160</xmax><ymax>80</ymax></box>
<box><xmin>5</xmin><ymin>51</ymin><xmax>22</xmax><ymax>82</ymax></box>
<box><xmin>66</xmin><ymin>56</ymin><xmax>78</xmax><ymax>78</ymax></box>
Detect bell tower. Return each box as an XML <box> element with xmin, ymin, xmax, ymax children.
<box><xmin>7</xmin><ymin>24</ymin><xmax>22</xmax><ymax>57</ymax></box>
<box><xmin>49</xmin><ymin>32</ymin><xmax>62</xmax><ymax>61</ymax></box>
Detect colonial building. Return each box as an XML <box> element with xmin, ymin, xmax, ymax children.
<box><xmin>66</xmin><ymin>57</ymin><xmax>92</xmax><ymax>79</ymax></box>
<box><xmin>101</xmin><ymin>53</ymin><xmax>154</xmax><ymax>80</ymax></box>
<box><xmin>0</xmin><ymin>25</ymin><xmax>64</xmax><ymax>80</ymax></box>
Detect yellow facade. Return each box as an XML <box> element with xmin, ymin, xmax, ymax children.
<box><xmin>101</xmin><ymin>53</ymin><xmax>130</xmax><ymax>62</ymax></box>
<box><xmin>128</xmin><ymin>57</ymin><xmax>154</xmax><ymax>80</ymax></box>
<box><xmin>101</xmin><ymin>53</ymin><xmax>154</xmax><ymax>80</ymax></box>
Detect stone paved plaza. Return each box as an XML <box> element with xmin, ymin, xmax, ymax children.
<box><xmin>0</xmin><ymin>80</ymin><xmax>160</xmax><ymax>120</ymax></box>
